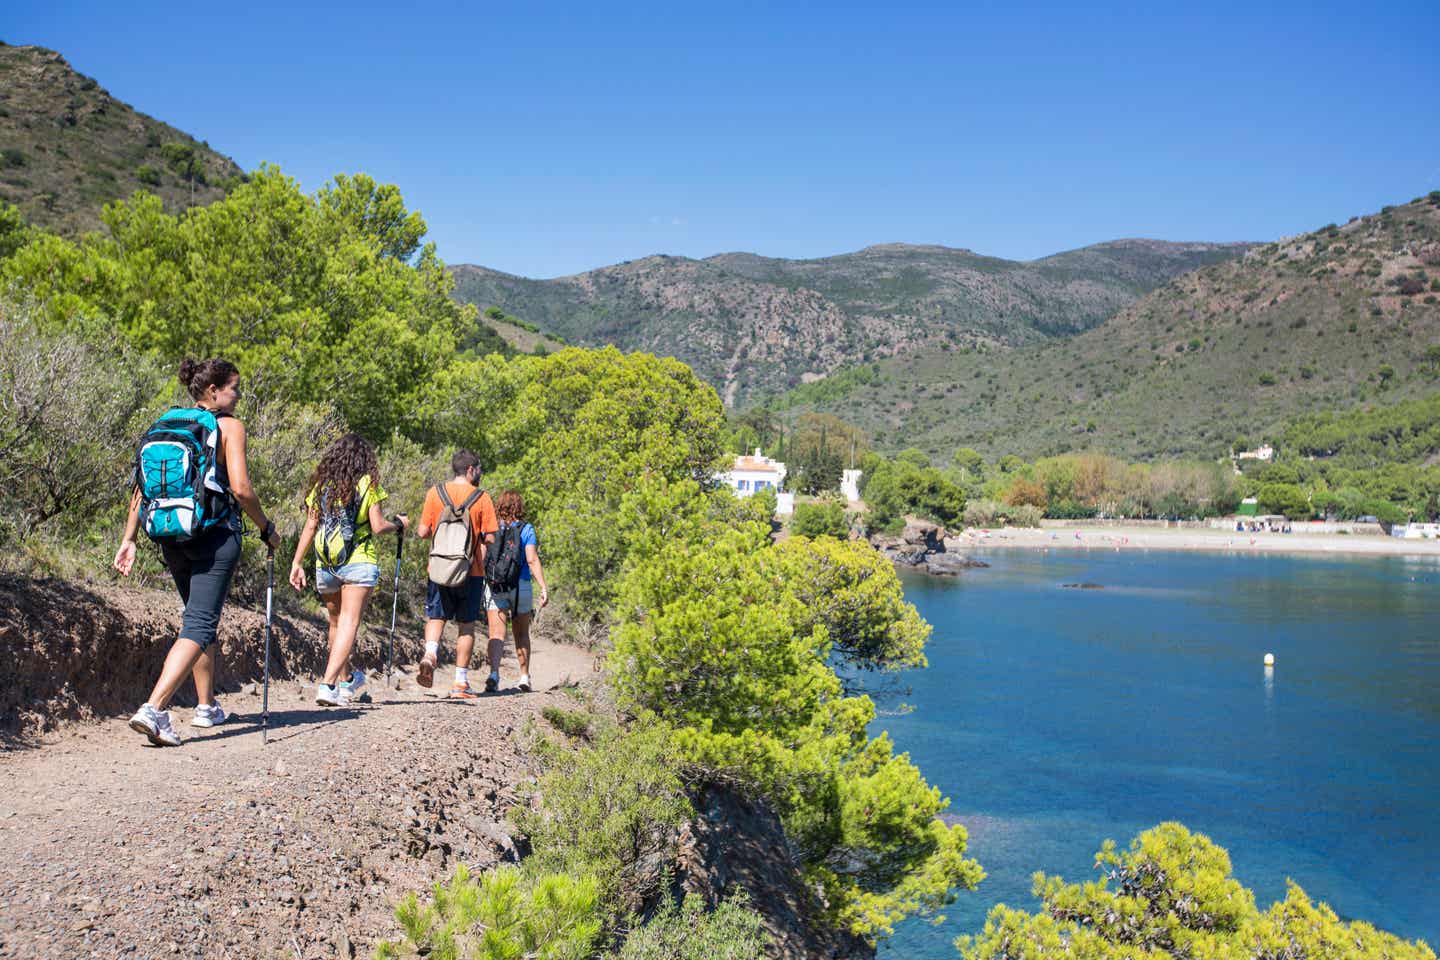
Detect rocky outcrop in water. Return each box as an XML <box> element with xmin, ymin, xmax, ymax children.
<box><xmin>869</xmin><ymin>519</ymin><xmax>988</xmax><ymax>576</ymax></box>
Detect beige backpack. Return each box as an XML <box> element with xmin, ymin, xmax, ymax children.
<box><xmin>427</xmin><ymin>484</ymin><xmax>483</xmax><ymax>587</ymax></box>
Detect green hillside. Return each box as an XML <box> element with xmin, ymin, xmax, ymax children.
<box><xmin>784</xmin><ymin>193</ymin><xmax>1440</xmax><ymax>461</ymax></box>
<box><xmin>0</xmin><ymin>42</ymin><xmax>245</xmax><ymax>234</ymax></box>
<box><xmin>450</xmin><ymin>239</ymin><xmax>1248</xmax><ymax>407</ymax></box>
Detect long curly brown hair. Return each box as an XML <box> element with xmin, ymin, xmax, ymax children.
<box><xmin>306</xmin><ymin>433</ymin><xmax>379</xmax><ymax>512</ymax></box>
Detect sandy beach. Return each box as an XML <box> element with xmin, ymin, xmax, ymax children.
<box><xmin>956</xmin><ymin>524</ymin><xmax>1440</xmax><ymax>558</ymax></box>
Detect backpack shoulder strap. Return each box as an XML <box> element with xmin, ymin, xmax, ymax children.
<box><xmin>459</xmin><ymin>488</ymin><xmax>484</xmax><ymax>512</ymax></box>
<box><xmin>435</xmin><ymin>483</ymin><xmax>457</xmax><ymax>514</ymax></box>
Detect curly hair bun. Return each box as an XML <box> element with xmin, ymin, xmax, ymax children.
<box><xmin>178</xmin><ymin>358</ymin><xmax>200</xmax><ymax>389</ymax></box>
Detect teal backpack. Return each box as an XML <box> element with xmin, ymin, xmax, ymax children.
<box><xmin>135</xmin><ymin>407</ymin><xmax>231</xmax><ymax>541</ymax></box>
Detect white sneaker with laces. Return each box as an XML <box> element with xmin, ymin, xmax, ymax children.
<box><xmin>190</xmin><ymin>701</ymin><xmax>229</xmax><ymax>728</ymax></box>
<box><xmin>516</xmin><ymin>675</ymin><xmax>532</xmax><ymax>692</ymax></box>
<box><xmin>315</xmin><ymin>684</ymin><xmax>340</xmax><ymax>707</ymax></box>
<box><xmin>128</xmin><ymin>704</ymin><xmax>182</xmax><ymax>746</ymax></box>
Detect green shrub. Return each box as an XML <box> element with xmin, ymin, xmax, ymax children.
<box><xmin>135</xmin><ymin>163</ymin><xmax>162</xmax><ymax>186</ymax></box>
<box><xmin>378</xmin><ymin>864</ymin><xmax>601</xmax><ymax>960</ymax></box>
<box><xmin>617</xmin><ymin>894</ymin><xmax>772</xmax><ymax>959</ymax></box>
<box><xmin>512</xmin><ymin>722</ymin><xmax>692</xmax><ymax>911</ymax></box>
<box><xmin>0</xmin><ymin>298</ymin><xmax>166</xmax><ymax>546</ymax></box>
<box><xmin>541</xmin><ymin>705</ymin><xmax>593</xmax><ymax>740</ymax></box>
<box><xmin>0</xmin><ymin>149</ymin><xmax>26</xmax><ymax>168</ymax></box>
<box><xmin>1257</xmin><ymin>371</ymin><xmax>1277</xmax><ymax>386</ymax></box>
<box><xmin>790</xmin><ymin>500</ymin><xmax>848</xmax><ymax>538</ymax></box>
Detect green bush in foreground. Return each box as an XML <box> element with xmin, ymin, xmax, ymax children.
<box><xmin>378</xmin><ymin>864</ymin><xmax>600</xmax><ymax>960</ymax></box>
<box><xmin>512</xmin><ymin>723</ymin><xmax>692</xmax><ymax>912</ymax></box>
<box><xmin>957</xmin><ymin>823</ymin><xmax>1435</xmax><ymax>960</ymax></box>
<box><xmin>616</xmin><ymin>894</ymin><xmax>772</xmax><ymax>959</ymax></box>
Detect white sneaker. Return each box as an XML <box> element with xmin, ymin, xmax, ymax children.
<box><xmin>191</xmin><ymin>701</ymin><xmax>228</xmax><ymax>728</ymax></box>
<box><xmin>315</xmin><ymin>684</ymin><xmax>340</xmax><ymax>707</ymax></box>
<box><xmin>128</xmin><ymin>704</ymin><xmax>182</xmax><ymax>747</ymax></box>
<box><xmin>334</xmin><ymin>683</ymin><xmax>353</xmax><ymax>707</ymax></box>
<box><xmin>516</xmin><ymin>675</ymin><xmax>532</xmax><ymax>692</ymax></box>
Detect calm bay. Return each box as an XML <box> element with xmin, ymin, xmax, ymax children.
<box><xmin>878</xmin><ymin>549</ymin><xmax>1440</xmax><ymax>957</ymax></box>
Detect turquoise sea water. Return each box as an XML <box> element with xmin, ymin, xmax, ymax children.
<box><xmin>877</xmin><ymin>549</ymin><xmax>1440</xmax><ymax>957</ymax></box>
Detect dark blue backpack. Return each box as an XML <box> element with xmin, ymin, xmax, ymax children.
<box><xmin>135</xmin><ymin>407</ymin><xmax>230</xmax><ymax>541</ymax></box>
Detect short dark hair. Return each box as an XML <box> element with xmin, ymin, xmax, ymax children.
<box><xmin>451</xmin><ymin>449</ymin><xmax>480</xmax><ymax>477</ymax></box>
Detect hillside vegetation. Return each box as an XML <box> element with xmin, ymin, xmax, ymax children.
<box><xmin>0</xmin><ymin>42</ymin><xmax>244</xmax><ymax>234</ymax></box>
<box><xmin>451</xmin><ymin>239</ymin><xmax>1248</xmax><ymax>406</ymax></box>
<box><xmin>785</xmin><ymin>192</ymin><xmax>1440</xmax><ymax>461</ymax></box>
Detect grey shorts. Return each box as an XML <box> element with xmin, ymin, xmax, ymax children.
<box><xmin>485</xmin><ymin>579</ymin><xmax>534</xmax><ymax>615</ymax></box>
<box><xmin>316</xmin><ymin>561</ymin><xmax>380</xmax><ymax>595</ymax></box>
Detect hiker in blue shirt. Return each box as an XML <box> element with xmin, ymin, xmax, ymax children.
<box><xmin>482</xmin><ymin>490</ymin><xmax>549</xmax><ymax>692</ymax></box>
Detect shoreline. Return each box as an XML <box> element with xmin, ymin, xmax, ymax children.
<box><xmin>954</xmin><ymin>525</ymin><xmax>1440</xmax><ymax>559</ymax></box>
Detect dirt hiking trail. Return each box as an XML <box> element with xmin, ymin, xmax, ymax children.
<box><xmin>0</xmin><ymin>576</ymin><xmax>596</xmax><ymax>960</ymax></box>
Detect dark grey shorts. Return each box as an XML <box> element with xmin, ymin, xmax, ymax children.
<box><xmin>160</xmin><ymin>527</ymin><xmax>242</xmax><ymax>652</ymax></box>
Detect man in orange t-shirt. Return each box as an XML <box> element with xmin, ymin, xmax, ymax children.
<box><xmin>414</xmin><ymin>449</ymin><xmax>499</xmax><ymax>697</ymax></box>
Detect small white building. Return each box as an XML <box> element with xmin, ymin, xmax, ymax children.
<box><xmin>721</xmin><ymin>449</ymin><xmax>787</xmax><ymax>498</ymax></box>
<box><xmin>840</xmin><ymin>468</ymin><xmax>863</xmax><ymax>503</ymax></box>
<box><xmin>1237</xmin><ymin>444</ymin><xmax>1274</xmax><ymax>462</ymax></box>
<box><xmin>1392</xmin><ymin>522</ymin><xmax>1440</xmax><ymax>539</ymax></box>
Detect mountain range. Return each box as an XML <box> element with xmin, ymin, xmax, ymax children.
<box><xmin>451</xmin><ymin>240</ymin><xmax>1251</xmax><ymax>406</ymax></box>
<box><xmin>779</xmin><ymin>192</ymin><xmax>1440</xmax><ymax>460</ymax></box>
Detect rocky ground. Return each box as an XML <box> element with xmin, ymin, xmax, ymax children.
<box><xmin>0</xmin><ymin>578</ymin><xmax>596</xmax><ymax>960</ymax></box>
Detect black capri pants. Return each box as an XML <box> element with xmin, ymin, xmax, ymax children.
<box><xmin>159</xmin><ymin>526</ymin><xmax>242</xmax><ymax>652</ymax></box>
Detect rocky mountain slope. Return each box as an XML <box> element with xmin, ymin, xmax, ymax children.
<box><xmin>451</xmin><ymin>239</ymin><xmax>1250</xmax><ymax>406</ymax></box>
<box><xmin>787</xmin><ymin>192</ymin><xmax>1440</xmax><ymax>461</ymax></box>
<box><xmin>0</xmin><ymin>42</ymin><xmax>245</xmax><ymax>234</ymax></box>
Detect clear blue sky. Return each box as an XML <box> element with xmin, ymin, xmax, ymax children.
<box><xmin>7</xmin><ymin>1</ymin><xmax>1439</xmax><ymax>277</ymax></box>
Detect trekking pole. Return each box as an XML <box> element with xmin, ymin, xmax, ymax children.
<box><xmin>385</xmin><ymin>522</ymin><xmax>405</xmax><ymax>689</ymax></box>
<box><xmin>262</xmin><ymin>544</ymin><xmax>275</xmax><ymax>744</ymax></box>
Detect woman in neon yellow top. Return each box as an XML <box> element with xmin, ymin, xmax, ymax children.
<box><xmin>289</xmin><ymin>433</ymin><xmax>406</xmax><ymax>706</ymax></box>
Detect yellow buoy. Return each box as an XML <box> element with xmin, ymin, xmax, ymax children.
<box><xmin>1263</xmin><ymin>653</ymin><xmax>1275</xmax><ymax>666</ymax></box>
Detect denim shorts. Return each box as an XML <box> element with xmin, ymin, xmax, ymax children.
<box><xmin>316</xmin><ymin>561</ymin><xmax>381</xmax><ymax>595</ymax></box>
<box><xmin>425</xmin><ymin>576</ymin><xmax>485</xmax><ymax>623</ymax></box>
<box><xmin>485</xmin><ymin>579</ymin><xmax>534</xmax><ymax>615</ymax></box>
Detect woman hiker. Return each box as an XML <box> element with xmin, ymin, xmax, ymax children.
<box><xmin>483</xmin><ymin>490</ymin><xmax>549</xmax><ymax>693</ymax></box>
<box><xmin>114</xmin><ymin>358</ymin><xmax>283</xmax><ymax>747</ymax></box>
<box><xmin>288</xmin><ymin>433</ymin><xmax>406</xmax><ymax>707</ymax></box>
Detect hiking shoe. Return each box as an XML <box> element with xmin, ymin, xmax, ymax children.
<box><xmin>483</xmin><ymin>673</ymin><xmax>499</xmax><ymax>693</ymax></box>
<box><xmin>516</xmin><ymin>675</ymin><xmax>532</xmax><ymax>693</ymax></box>
<box><xmin>450</xmin><ymin>683</ymin><xmax>480</xmax><ymax>700</ymax></box>
<box><xmin>340</xmin><ymin>669</ymin><xmax>366</xmax><ymax>695</ymax></box>
<box><xmin>190</xmin><ymin>701</ymin><xmax>229</xmax><ymax>728</ymax></box>
<box><xmin>417</xmin><ymin>657</ymin><xmax>436</xmax><ymax>689</ymax></box>
<box><xmin>129</xmin><ymin>704</ymin><xmax>182</xmax><ymax>747</ymax></box>
<box><xmin>315</xmin><ymin>684</ymin><xmax>341</xmax><ymax>707</ymax></box>
<box><xmin>334</xmin><ymin>683</ymin><xmax>354</xmax><ymax>707</ymax></box>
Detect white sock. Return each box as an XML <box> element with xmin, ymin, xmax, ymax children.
<box><xmin>424</xmin><ymin>641</ymin><xmax>439</xmax><ymax>658</ymax></box>
<box><xmin>455</xmin><ymin>667</ymin><xmax>468</xmax><ymax>685</ymax></box>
